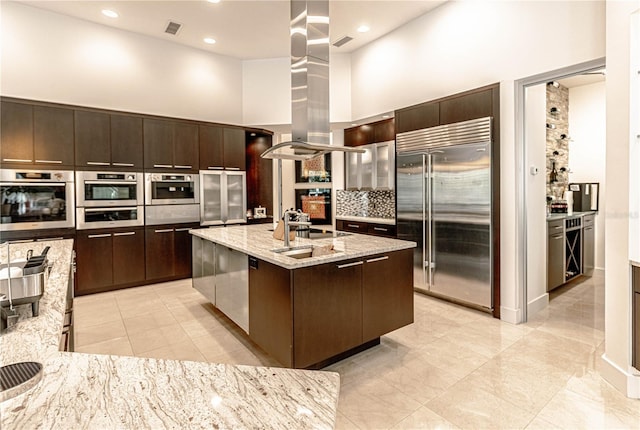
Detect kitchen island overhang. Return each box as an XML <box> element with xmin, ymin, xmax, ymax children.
<box><xmin>191</xmin><ymin>224</ymin><xmax>417</xmax><ymax>369</ymax></box>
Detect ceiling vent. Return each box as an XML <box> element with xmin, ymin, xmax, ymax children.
<box><xmin>332</xmin><ymin>35</ymin><xmax>353</xmax><ymax>48</ymax></box>
<box><xmin>164</xmin><ymin>21</ymin><xmax>182</xmax><ymax>36</ymax></box>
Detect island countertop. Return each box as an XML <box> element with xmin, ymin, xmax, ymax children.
<box><xmin>1</xmin><ymin>240</ymin><xmax>340</xmax><ymax>429</ymax></box>
<box><xmin>190</xmin><ymin>224</ymin><xmax>417</xmax><ymax>269</ymax></box>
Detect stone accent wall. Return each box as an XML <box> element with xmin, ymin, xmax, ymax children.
<box><xmin>546</xmin><ymin>82</ymin><xmax>570</xmax><ymax>199</ymax></box>
<box><xmin>336</xmin><ymin>190</ymin><xmax>395</xmax><ymax>219</ymax></box>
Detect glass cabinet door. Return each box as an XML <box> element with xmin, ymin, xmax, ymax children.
<box><xmin>201</xmin><ymin>172</ymin><xmax>223</xmax><ymax>225</ymax></box>
<box><xmin>375</xmin><ymin>141</ymin><xmax>395</xmax><ymax>190</ymax></box>
<box><xmin>345</xmin><ymin>151</ymin><xmax>360</xmax><ymax>190</ymax></box>
<box><xmin>360</xmin><ymin>146</ymin><xmax>374</xmax><ymax>189</ymax></box>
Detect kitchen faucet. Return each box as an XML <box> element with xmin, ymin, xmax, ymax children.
<box><xmin>283</xmin><ymin>209</ymin><xmax>312</xmax><ymax>248</ymax></box>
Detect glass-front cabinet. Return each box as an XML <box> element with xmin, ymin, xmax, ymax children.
<box><xmin>345</xmin><ymin>140</ymin><xmax>395</xmax><ymax>191</ymax></box>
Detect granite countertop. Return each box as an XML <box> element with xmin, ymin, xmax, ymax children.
<box><xmin>1</xmin><ymin>240</ymin><xmax>340</xmax><ymax>429</ymax></box>
<box><xmin>335</xmin><ymin>215</ymin><xmax>396</xmax><ymax>225</ymax></box>
<box><xmin>190</xmin><ymin>224</ymin><xmax>416</xmax><ymax>270</ymax></box>
<box><xmin>546</xmin><ymin>211</ymin><xmax>596</xmax><ymax>221</ymax></box>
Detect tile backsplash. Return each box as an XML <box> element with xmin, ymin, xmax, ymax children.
<box><xmin>336</xmin><ymin>190</ymin><xmax>395</xmax><ymax>219</ymax></box>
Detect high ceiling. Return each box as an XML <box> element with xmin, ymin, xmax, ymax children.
<box><xmin>20</xmin><ymin>0</ymin><xmax>447</xmax><ymax>60</ymax></box>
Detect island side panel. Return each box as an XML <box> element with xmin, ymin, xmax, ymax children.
<box><xmin>293</xmin><ymin>260</ymin><xmax>363</xmax><ymax>369</ymax></box>
<box><xmin>362</xmin><ymin>249</ymin><xmax>414</xmax><ymax>342</ymax></box>
<box><xmin>248</xmin><ymin>258</ymin><xmax>294</xmax><ymax>367</ymax></box>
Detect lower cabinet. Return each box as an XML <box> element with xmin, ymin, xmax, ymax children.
<box><xmin>75</xmin><ymin>227</ymin><xmax>145</xmax><ymax>295</ymax></box>
<box><xmin>336</xmin><ymin>219</ymin><xmax>396</xmax><ymax>238</ymax></box>
<box><xmin>192</xmin><ymin>236</ymin><xmax>216</xmax><ymax>304</ymax></box>
<box><xmin>633</xmin><ymin>265</ymin><xmax>640</xmax><ymax>370</ymax></box>
<box><xmin>145</xmin><ymin>223</ymin><xmax>198</xmax><ymax>282</ymax></box>
<box><xmin>547</xmin><ymin>224</ymin><xmax>565</xmax><ymax>292</ymax></box>
<box><xmin>248</xmin><ymin>249</ymin><xmax>414</xmax><ymax>369</ymax></box>
<box><xmin>293</xmin><ymin>259</ymin><xmax>364</xmax><ymax>369</ymax></box>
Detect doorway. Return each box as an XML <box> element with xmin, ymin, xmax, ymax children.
<box><xmin>516</xmin><ymin>58</ymin><xmax>606</xmax><ymax>323</ymax></box>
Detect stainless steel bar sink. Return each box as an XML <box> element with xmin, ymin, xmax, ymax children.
<box><xmin>271</xmin><ymin>245</ymin><xmax>339</xmax><ymax>260</ymax></box>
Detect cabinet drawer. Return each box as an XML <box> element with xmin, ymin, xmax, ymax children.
<box><xmin>583</xmin><ymin>214</ymin><xmax>595</xmax><ymax>227</ymax></box>
<box><xmin>337</xmin><ymin>220</ymin><xmax>368</xmax><ymax>233</ymax></box>
<box><xmin>547</xmin><ymin>219</ymin><xmax>564</xmax><ymax>234</ymax></box>
<box><xmin>367</xmin><ymin>223</ymin><xmax>396</xmax><ymax>237</ymax></box>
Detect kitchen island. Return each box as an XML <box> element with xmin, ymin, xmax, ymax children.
<box><xmin>191</xmin><ymin>224</ymin><xmax>417</xmax><ymax>369</ymax></box>
<box><xmin>0</xmin><ymin>240</ymin><xmax>340</xmax><ymax>429</ymax></box>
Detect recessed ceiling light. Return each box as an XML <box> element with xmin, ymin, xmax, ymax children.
<box><xmin>357</xmin><ymin>25</ymin><xmax>370</xmax><ymax>33</ymax></box>
<box><xmin>351</xmin><ymin>123</ymin><xmax>358</xmax><ymax>126</ymax></box>
<box><xmin>207</xmin><ymin>0</ymin><xmax>221</xmax><ymax>3</ymax></box>
<box><xmin>101</xmin><ymin>9</ymin><xmax>119</xmax><ymax>18</ymax></box>
<box><xmin>204</xmin><ymin>37</ymin><xmax>216</xmax><ymax>45</ymax></box>
<box><xmin>382</xmin><ymin>115</ymin><xmax>390</xmax><ymax>119</ymax></box>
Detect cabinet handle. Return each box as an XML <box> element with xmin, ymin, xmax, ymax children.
<box><xmin>113</xmin><ymin>231</ymin><xmax>136</xmax><ymax>237</ymax></box>
<box><xmin>87</xmin><ymin>161</ymin><xmax>110</xmax><ymax>166</ymax></box>
<box><xmin>153</xmin><ymin>164</ymin><xmax>173</xmax><ymax>169</ymax></box>
<box><xmin>154</xmin><ymin>229</ymin><xmax>173</xmax><ymax>233</ymax></box>
<box><xmin>174</xmin><ymin>165</ymin><xmax>192</xmax><ymax>169</ymax></box>
<box><xmin>175</xmin><ymin>227</ymin><xmax>191</xmax><ymax>232</ymax></box>
<box><xmin>584</xmin><ymin>227</ymin><xmax>593</xmax><ymax>231</ymax></box>
<box><xmin>208</xmin><ymin>166</ymin><xmax>224</xmax><ymax>170</ymax></box>
<box><xmin>373</xmin><ymin>227</ymin><xmax>388</xmax><ymax>232</ymax></box>
<box><xmin>226</xmin><ymin>167</ymin><xmax>241</xmax><ymax>171</ymax></box>
<box><xmin>337</xmin><ymin>261</ymin><xmax>364</xmax><ymax>269</ymax></box>
<box><xmin>35</xmin><ymin>160</ymin><xmax>63</xmax><ymax>164</ymax></box>
<box><xmin>366</xmin><ymin>256</ymin><xmax>389</xmax><ymax>263</ymax></box>
<box><xmin>553</xmin><ymin>226</ymin><xmax>563</xmax><ymax>230</ymax></box>
<box><xmin>3</xmin><ymin>158</ymin><xmax>32</xmax><ymax>163</ymax></box>
<box><xmin>551</xmin><ymin>234</ymin><xmax>563</xmax><ymax>240</ymax></box>
<box><xmin>347</xmin><ymin>224</ymin><xmax>360</xmax><ymax>229</ymax></box>
<box><xmin>112</xmin><ymin>162</ymin><xmax>135</xmax><ymax>167</ymax></box>
<box><xmin>88</xmin><ymin>233</ymin><xmax>112</xmax><ymax>239</ymax></box>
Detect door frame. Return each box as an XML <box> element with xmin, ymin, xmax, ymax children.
<box><xmin>515</xmin><ymin>57</ymin><xmax>606</xmax><ymax>323</ymax></box>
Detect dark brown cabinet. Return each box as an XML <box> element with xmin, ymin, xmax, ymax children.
<box><xmin>293</xmin><ymin>260</ymin><xmax>364</xmax><ymax>368</ymax></box>
<box><xmin>248</xmin><ymin>249</ymin><xmax>413</xmax><ymax>369</ymax></box>
<box><xmin>75</xmin><ymin>111</ymin><xmax>143</xmax><ymax>169</ymax></box>
<box><xmin>1</xmin><ymin>101</ymin><xmax>33</xmax><ymax>164</ymax></box>
<box><xmin>1</xmin><ymin>101</ymin><xmax>74</xmax><ymax>167</ymax></box>
<box><xmin>344</xmin><ymin>118</ymin><xmax>394</xmax><ymax>147</ymax></box>
<box><xmin>337</xmin><ymin>219</ymin><xmax>396</xmax><ymax>238</ymax></box>
<box><xmin>75</xmin><ymin>110</ymin><xmax>110</xmax><ymax>167</ymax></box>
<box><xmin>145</xmin><ymin>223</ymin><xmax>197</xmax><ymax>282</ymax></box>
<box><xmin>75</xmin><ymin>228</ymin><xmax>145</xmax><ymax>295</ymax></box>
<box><xmin>249</xmin><ymin>259</ymin><xmax>293</xmax><ymax>367</ymax></box>
<box><xmin>199</xmin><ymin>125</ymin><xmax>246</xmax><ymax>170</ymax></box>
<box><xmin>395</xmin><ymin>103</ymin><xmax>440</xmax><ymax>134</ymax></box>
<box><xmin>362</xmin><ymin>249</ymin><xmax>413</xmax><ymax>342</ymax></box>
<box><xmin>144</xmin><ymin>119</ymin><xmax>198</xmax><ymax>172</ymax></box>
<box><xmin>439</xmin><ymin>89</ymin><xmax>494</xmax><ymax>125</ymax></box>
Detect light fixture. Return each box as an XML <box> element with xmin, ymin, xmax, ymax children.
<box><xmin>382</xmin><ymin>115</ymin><xmax>390</xmax><ymax>119</ymax></box>
<box><xmin>207</xmin><ymin>0</ymin><xmax>221</xmax><ymax>3</ymax></box>
<box><xmin>203</xmin><ymin>37</ymin><xmax>216</xmax><ymax>45</ymax></box>
<box><xmin>357</xmin><ymin>25</ymin><xmax>370</xmax><ymax>33</ymax></box>
<box><xmin>547</xmin><ymin>81</ymin><xmax>560</xmax><ymax>88</ymax></box>
<box><xmin>101</xmin><ymin>9</ymin><xmax>119</xmax><ymax>18</ymax></box>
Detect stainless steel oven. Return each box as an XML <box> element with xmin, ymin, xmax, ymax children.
<box><xmin>76</xmin><ymin>171</ymin><xmax>143</xmax><ymax>207</ymax></box>
<box><xmin>0</xmin><ymin>169</ymin><xmax>75</xmax><ymax>231</ymax></box>
<box><xmin>76</xmin><ymin>206</ymin><xmax>144</xmax><ymax>230</ymax></box>
<box><xmin>145</xmin><ymin>173</ymin><xmax>199</xmax><ymax>205</ymax></box>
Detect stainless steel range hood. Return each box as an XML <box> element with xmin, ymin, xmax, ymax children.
<box><xmin>261</xmin><ymin>0</ymin><xmax>363</xmax><ymax>160</ymax></box>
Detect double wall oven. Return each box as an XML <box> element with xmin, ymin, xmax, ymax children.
<box><xmin>144</xmin><ymin>173</ymin><xmax>200</xmax><ymax>225</ymax></box>
<box><xmin>75</xmin><ymin>171</ymin><xmax>144</xmax><ymax>230</ymax></box>
<box><xmin>0</xmin><ymin>169</ymin><xmax>75</xmax><ymax>232</ymax></box>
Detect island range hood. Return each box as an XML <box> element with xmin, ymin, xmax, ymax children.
<box><xmin>261</xmin><ymin>0</ymin><xmax>363</xmax><ymax>160</ymax></box>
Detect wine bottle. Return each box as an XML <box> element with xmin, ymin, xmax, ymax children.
<box><xmin>550</xmin><ymin>161</ymin><xmax>558</xmax><ymax>183</ymax></box>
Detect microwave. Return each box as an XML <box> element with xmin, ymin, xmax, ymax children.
<box><xmin>145</xmin><ymin>173</ymin><xmax>199</xmax><ymax>205</ymax></box>
<box><xmin>76</xmin><ymin>171</ymin><xmax>143</xmax><ymax>207</ymax></box>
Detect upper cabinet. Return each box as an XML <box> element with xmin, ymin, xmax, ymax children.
<box><xmin>75</xmin><ymin>111</ymin><xmax>144</xmax><ymax>170</ymax></box>
<box><xmin>144</xmin><ymin>118</ymin><xmax>198</xmax><ymax>172</ymax></box>
<box><xmin>1</xmin><ymin>101</ymin><xmax>74</xmax><ymax>168</ymax></box>
<box><xmin>344</xmin><ymin>118</ymin><xmax>395</xmax><ymax>190</ymax></box>
<box><xmin>199</xmin><ymin>125</ymin><xmax>246</xmax><ymax>171</ymax></box>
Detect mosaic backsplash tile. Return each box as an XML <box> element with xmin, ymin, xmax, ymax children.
<box><xmin>336</xmin><ymin>190</ymin><xmax>395</xmax><ymax>219</ymax></box>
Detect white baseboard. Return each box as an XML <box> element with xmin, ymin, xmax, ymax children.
<box><xmin>601</xmin><ymin>353</ymin><xmax>640</xmax><ymax>399</ymax></box>
<box><xmin>527</xmin><ymin>292</ymin><xmax>549</xmax><ymax>317</ymax></box>
<box><xmin>500</xmin><ymin>306</ymin><xmax>521</xmax><ymax>324</ymax></box>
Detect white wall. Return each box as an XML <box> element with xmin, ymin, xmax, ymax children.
<box><xmin>602</xmin><ymin>0</ymin><xmax>640</xmax><ymax>398</ymax></box>
<box><xmin>525</xmin><ymin>83</ymin><xmax>548</xmax><ymax>316</ymax></box>
<box><xmin>348</xmin><ymin>0</ymin><xmax>605</xmax><ymax>322</ymax></box>
<box><xmin>568</xmin><ymin>81</ymin><xmax>606</xmax><ymax>270</ymax></box>
<box><xmin>1</xmin><ymin>2</ymin><xmax>243</xmax><ymax>124</ymax></box>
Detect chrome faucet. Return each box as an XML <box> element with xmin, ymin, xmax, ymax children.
<box><xmin>283</xmin><ymin>209</ymin><xmax>312</xmax><ymax>248</ymax></box>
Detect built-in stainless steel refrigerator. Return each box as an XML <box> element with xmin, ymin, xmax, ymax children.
<box><xmin>200</xmin><ymin>171</ymin><xmax>247</xmax><ymax>226</ymax></box>
<box><xmin>396</xmin><ymin>117</ymin><xmax>493</xmax><ymax>311</ymax></box>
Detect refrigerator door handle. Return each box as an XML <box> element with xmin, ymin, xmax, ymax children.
<box><xmin>426</xmin><ymin>153</ymin><xmax>433</xmax><ymax>290</ymax></box>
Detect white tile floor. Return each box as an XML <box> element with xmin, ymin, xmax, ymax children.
<box><xmin>74</xmin><ymin>270</ymin><xmax>640</xmax><ymax>429</ymax></box>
